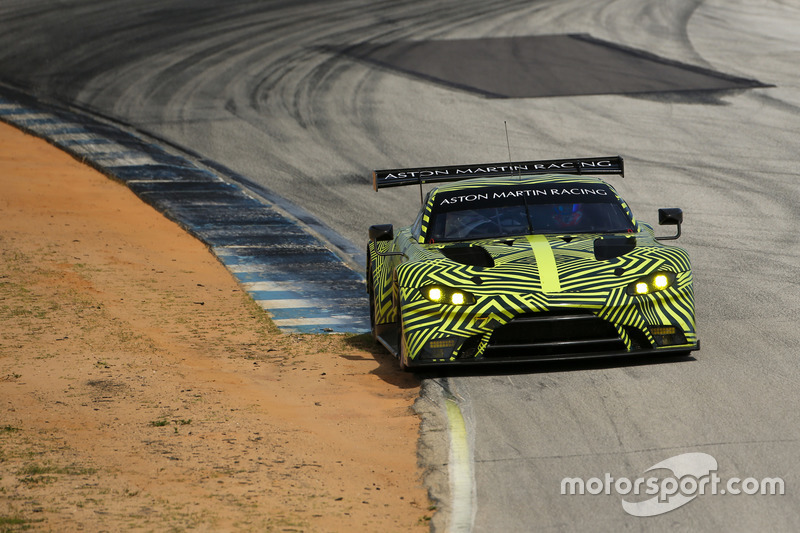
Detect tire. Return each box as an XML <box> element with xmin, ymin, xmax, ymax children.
<box><xmin>369</xmin><ymin>292</ymin><xmax>377</xmax><ymax>341</ymax></box>
<box><xmin>397</xmin><ymin>310</ymin><xmax>412</xmax><ymax>372</ymax></box>
<box><xmin>366</xmin><ymin>246</ymin><xmax>378</xmax><ymax>341</ymax></box>
<box><xmin>367</xmin><ymin>277</ymin><xmax>378</xmax><ymax>342</ymax></box>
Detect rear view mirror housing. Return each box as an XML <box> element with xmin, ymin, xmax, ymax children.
<box><xmin>656</xmin><ymin>208</ymin><xmax>683</xmax><ymax>240</ymax></box>
<box><xmin>369</xmin><ymin>224</ymin><xmax>406</xmax><ymax>258</ymax></box>
<box><xmin>369</xmin><ymin>224</ymin><xmax>394</xmax><ymax>242</ymax></box>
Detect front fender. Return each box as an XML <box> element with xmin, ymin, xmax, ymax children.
<box><xmin>367</xmin><ymin>240</ymin><xmax>400</xmax><ymax>326</ymax></box>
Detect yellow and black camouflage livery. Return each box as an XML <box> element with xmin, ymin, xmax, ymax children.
<box><xmin>367</xmin><ymin>156</ymin><xmax>698</xmax><ymax>370</ymax></box>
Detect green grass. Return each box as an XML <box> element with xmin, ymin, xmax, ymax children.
<box><xmin>18</xmin><ymin>463</ymin><xmax>96</xmax><ymax>477</ymax></box>
<box><xmin>0</xmin><ymin>515</ymin><xmax>29</xmax><ymax>531</ymax></box>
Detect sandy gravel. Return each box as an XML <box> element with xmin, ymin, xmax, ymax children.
<box><xmin>0</xmin><ymin>121</ymin><xmax>431</xmax><ymax>531</ymax></box>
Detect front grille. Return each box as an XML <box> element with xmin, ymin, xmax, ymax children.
<box><xmin>484</xmin><ymin>311</ymin><xmax>626</xmax><ymax>358</ymax></box>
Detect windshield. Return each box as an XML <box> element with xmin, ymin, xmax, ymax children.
<box><xmin>427</xmin><ymin>184</ymin><xmax>635</xmax><ymax>242</ymax></box>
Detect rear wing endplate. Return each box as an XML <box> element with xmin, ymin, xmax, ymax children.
<box><xmin>373</xmin><ymin>156</ymin><xmax>624</xmax><ymax>191</ymax></box>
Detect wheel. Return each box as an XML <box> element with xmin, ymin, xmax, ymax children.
<box><xmin>397</xmin><ymin>311</ymin><xmax>411</xmax><ymax>372</ymax></box>
<box><xmin>366</xmin><ymin>246</ymin><xmax>378</xmax><ymax>341</ymax></box>
<box><xmin>368</xmin><ymin>290</ymin><xmax>377</xmax><ymax>341</ymax></box>
<box><xmin>367</xmin><ymin>276</ymin><xmax>378</xmax><ymax>341</ymax></box>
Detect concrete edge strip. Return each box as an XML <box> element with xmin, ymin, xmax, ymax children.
<box><xmin>0</xmin><ymin>93</ymin><xmax>369</xmax><ymax>335</ymax></box>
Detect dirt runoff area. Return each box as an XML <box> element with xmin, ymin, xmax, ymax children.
<box><xmin>0</xmin><ymin>121</ymin><xmax>432</xmax><ymax>531</ymax></box>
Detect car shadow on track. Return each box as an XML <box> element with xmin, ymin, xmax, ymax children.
<box><xmin>343</xmin><ymin>333</ymin><xmax>421</xmax><ymax>389</ymax></box>
<box><xmin>413</xmin><ymin>352</ymin><xmax>697</xmax><ymax>380</ymax></box>
<box><xmin>345</xmin><ymin>333</ymin><xmax>696</xmax><ymax>384</ymax></box>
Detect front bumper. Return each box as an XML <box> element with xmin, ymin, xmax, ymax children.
<box><xmin>398</xmin><ymin>277</ymin><xmax>698</xmax><ymax>366</ymax></box>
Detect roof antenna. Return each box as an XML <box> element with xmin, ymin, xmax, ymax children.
<box><xmin>504</xmin><ymin>121</ymin><xmax>521</xmax><ymax>180</ymax></box>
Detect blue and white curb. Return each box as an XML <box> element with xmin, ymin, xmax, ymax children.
<box><xmin>0</xmin><ymin>91</ymin><xmax>369</xmax><ymax>334</ymax></box>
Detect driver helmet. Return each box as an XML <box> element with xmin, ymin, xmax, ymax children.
<box><xmin>552</xmin><ymin>203</ymin><xmax>583</xmax><ymax>227</ymax></box>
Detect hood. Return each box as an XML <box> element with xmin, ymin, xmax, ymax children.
<box><xmin>428</xmin><ymin>234</ymin><xmax>681</xmax><ymax>293</ymax></box>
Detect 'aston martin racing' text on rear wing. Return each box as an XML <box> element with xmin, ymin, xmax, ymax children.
<box><xmin>373</xmin><ymin>156</ymin><xmax>624</xmax><ymax>191</ymax></box>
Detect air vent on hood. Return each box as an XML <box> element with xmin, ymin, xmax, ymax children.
<box><xmin>594</xmin><ymin>236</ymin><xmax>636</xmax><ymax>261</ymax></box>
<box><xmin>440</xmin><ymin>245</ymin><xmax>495</xmax><ymax>268</ymax></box>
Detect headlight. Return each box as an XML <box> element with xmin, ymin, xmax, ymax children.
<box><xmin>626</xmin><ymin>272</ymin><xmax>676</xmax><ymax>296</ymax></box>
<box><xmin>421</xmin><ymin>285</ymin><xmax>476</xmax><ymax>306</ymax></box>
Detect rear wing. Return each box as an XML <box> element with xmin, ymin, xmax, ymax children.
<box><xmin>373</xmin><ymin>156</ymin><xmax>624</xmax><ymax>191</ymax></box>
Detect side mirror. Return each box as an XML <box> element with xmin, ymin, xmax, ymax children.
<box><xmin>369</xmin><ymin>224</ymin><xmax>406</xmax><ymax>258</ymax></box>
<box><xmin>656</xmin><ymin>208</ymin><xmax>683</xmax><ymax>241</ymax></box>
<box><xmin>369</xmin><ymin>224</ymin><xmax>394</xmax><ymax>242</ymax></box>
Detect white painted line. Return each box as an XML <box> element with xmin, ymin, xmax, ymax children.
<box><xmin>269</xmin><ymin>316</ymin><xmax>362</xmax><ymax>327</ymax></box>
<box><xmin>92</xmin><ymin>153</ymin><xmax>165</xmax><ymax>166</ymax></box>
<box><xmin>225</xmin><ymin>264</ymin><xmax>272</xmax><ymax>273</ymax></box>
<box><xmin>445</xmin><ymin>397</ymin><xmax>476</xmax><ymax>532</ymax></box>
<box><xmin>18</xmin><ymin>123</ymin><xmax>81</xmax><ymax>133</ymax></box>
<box><xmin>49</xmin><ymin>133</ymin><xmax>114</xmax><ymax>143</ymax></box>
<box><xmin>244</xmin><ymin>280</ymin><xmax>363</xmax><ymax>291</ymax></box>
<box><xmin>68</xmin><ymin>142</ymin><xmax>133</xmax><ymax>154</ymax></box>
<box><xmin>125</xmin><ymin>179</ymin><xmax>186</xmax><ymax>184</ymax></box>
<box><xmin>215</xmin><ymin>245</ymin><xmax>285</xmax><ymax>253</ymax></box>
<box><xmin>243</xmin><ymin>281</ymin><xmax>305</xmax><ymax>291</ymax></box>
<box><xmin>254</xmin><ymin>298</ymin><xmax>319</xmax><ymax>309</ymax></box>
<box><xmin>6</xmin><ymin>112</ymin><xmax>56</xmax><ymax>121</ymax></box>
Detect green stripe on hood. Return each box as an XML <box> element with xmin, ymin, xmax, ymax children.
<box><xmin>526</xmin><ymin>235</ymin><xmax>561</xmax><ymax>293</ymax></box>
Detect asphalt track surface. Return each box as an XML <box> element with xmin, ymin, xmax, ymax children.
<box><xmin>2</xmin><ymin>1</ymin><xmax>800</xmax><ymax>530</ymax></box>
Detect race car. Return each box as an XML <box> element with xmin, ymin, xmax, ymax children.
<box><xmin>366</xmin><ymin>156</ymin><xmax>698</xmax><ymax>370</ymax></box>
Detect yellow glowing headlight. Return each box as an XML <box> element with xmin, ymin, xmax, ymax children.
<box><xmin>421</xmin><ymin>285</ymin><xmax>476</xmax><ymax>306</ymax></box>
<box><xmin>427</xmin><ymin>287</ymin><xmax>443</xmax><ymax>302</ymax></box>
<box><xmin>626</xmin><ymin>272</ymin><xmax>677</xmax><ymax>296</ymax></box>
<box><xmin>653</xmin><ymin>274</ymin><xmax>669</xmax><ymax>289</ymax></box>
